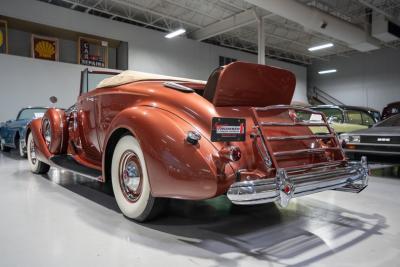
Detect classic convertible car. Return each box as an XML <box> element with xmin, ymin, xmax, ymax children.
<box><xmin>0</xmin><ymin>107</ymin><xmax>48</xmax><ymax>157</ymax></box>
<box><xmin>26</xmin><ymin>62</ymin><xmax>369</xmax><ymax>221</ymax></box>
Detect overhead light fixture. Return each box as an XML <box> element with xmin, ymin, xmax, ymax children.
<box><xmin>308</xmin><ymin>43</ymin><xmax>334</xmax><ymax>51</ymax></box>
<box><xmin>165</xmin><ymin>28</ymin><xmax>186</xmax><ymax>39</ymax></box>
<box><xmin>318</xmin><ymin>69</ymin><xmax>337</xmax><ymax>75</ymax></box>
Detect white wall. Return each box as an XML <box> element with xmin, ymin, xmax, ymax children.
<box><xmin>0</xmin><ymin>53</ymin><xmax>114</xmax><ymax>120</ymax></box>
<box><xmin>308</xmin><ymin>48</ymin><xmax>400</xmax><ymax>111</ymax></box>
<box><xmin>0</xmin><ymin>0</ymin><xmax>307</xmax><ymax>121</ymax></box>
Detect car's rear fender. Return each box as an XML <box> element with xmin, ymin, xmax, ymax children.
<box><xmin>103</xmin><ymin>106</ymin><xmax>235</xmax><ymax>200</ymax></box>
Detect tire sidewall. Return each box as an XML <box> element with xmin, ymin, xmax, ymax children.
<box><xmin>111</xmin><ymin>135</ymin><xmax>151</xmax><ymax>219</ymax></box>
<box><xmin>27</xmin><ymin>133</ymin><xmax>40</xmax><ymax>173</ymax></box>
<box><xmin>19</xmin><ymin>139</ymin><xmax>26</xmax><ymax>158</ymax></box>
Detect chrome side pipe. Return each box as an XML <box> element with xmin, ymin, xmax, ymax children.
<box><xmin>227</xmin><ymin>156</ymin><xmax>369</xmax><ymax>207</ymax></box>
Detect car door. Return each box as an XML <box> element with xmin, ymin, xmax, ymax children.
<box><xmin>1</xmin><ymin>120</ymin><xmax>13</xmax><ymax>147</ymax></box>
<box><xmin>4</xmin><ymin>115</ymin><xmax>21</xmax><ymax>148</ymax></box>
<box><xmin>76</xmin><ymin>69</ymin><xmax>102</xmax><ymax>166</ymax></box>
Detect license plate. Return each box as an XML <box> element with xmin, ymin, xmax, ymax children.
<box><xmin>211</xmin><ymin>117</ymin><xmax>246</xmax><ymax>142</ymax></box>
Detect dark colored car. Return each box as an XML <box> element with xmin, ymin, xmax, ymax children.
<box><xmin>0</xmin><ymin>107</ymin><xmax>48</xmax><ymax>157</ymax></box>
<box><xmin>340</xmin><ymin>114</ymin><xmax>400</xmax><ymax>158</ymax></box>
<box><xmin>382</xmin><ymin>101</ymin><xmax>400</xmax><ymax>120</ymax></box>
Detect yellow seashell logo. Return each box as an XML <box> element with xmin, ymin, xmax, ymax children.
<box><xmin>0</xmin><ymin>30</ymin><xmax>3</xmax><ymax>48</ymax></box>
<box><xmin>35</xmin><ymin>40</ymin><xmax>55</xmax><ymax>59</ymax></box>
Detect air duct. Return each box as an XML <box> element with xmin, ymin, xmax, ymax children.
<box><xmin>372</xmin><ymin>13</ymin><xmax>400</xmax><ymax>42</ymax></box>
<box><xmin>245</xmin><ymin>0</ymin><xmax>380</xmax><ymax>52</ymax></box>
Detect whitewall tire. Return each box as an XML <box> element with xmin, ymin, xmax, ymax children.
<box><xmin>111</xmin><ymin>135</ymin><xmax>164</xmax><ymax>222</ymax></box>
<box><xmin>19</xmin><ymin>139</ymin><xmax>27</xmax><ymax>158</ymax></box>
<box><xmin>27</xmin><ymin>133</ymin><xmax>50</xmax><ymax>174</ymax></box>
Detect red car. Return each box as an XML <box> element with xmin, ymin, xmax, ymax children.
<box><xmin>26</xmin><ymin>62</ymin><xmax>369</xmax><ymax>221</ymax></box>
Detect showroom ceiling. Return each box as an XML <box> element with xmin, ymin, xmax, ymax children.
<box><xmin>39</xmin><ymin>0</ymin><xmax>400</xmax><ymax>65</ymax></box>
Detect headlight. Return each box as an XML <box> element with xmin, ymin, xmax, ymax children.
<box><xmin>349</xmin><ymin>135</ymin><xmax>360</xmax><ymax>143</ymax></box>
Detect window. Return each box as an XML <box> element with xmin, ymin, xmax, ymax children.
<box><xmin>346</xmin><ymin>110</ymin><xmax>363</xmax><ymax>125</ymax></box>
<box><xmin>314</xmin><ymin>108</ymin><xmax>344</xmax><ymax>123</ymax></box>
<box><xmin>17</xmin><ymin>108</ymin><xmax>47</xmax><ymax>120</ymax></box>
<box><xmin>360</xmin><ymin>111</ymin><xmax>375</xmax><ymax>126</ymax></box>
<box><xmin>219</xmin><ymin>56</ymin><xmax>237</xmax><ymax>66</ymax></box>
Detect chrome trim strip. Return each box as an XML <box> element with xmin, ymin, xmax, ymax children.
<box><xmin>267</xmin><ymin>134</ymin><xmax>334</xmax><ymax>141</ymax></box>
<box><xmin>346</xmin><ymin>142</ymin><xmax>400</xmax><ymax>147</ymax></box>
<box><xmin>344</xmin><ymin>149</ymin><xmax>400</xmax><ymax>155</ymax></box>
<box><xmin>273</xmin><ymin>147</ymin><xmax>341</xmax><ymax>157</ymax></box>
<box><xmin>284</xmin><ymin>160</ymin><xmax>346</xmax><ymax>173</ymax></box>
<box><xmin>227</xmin><ymin>157</ymin><xmax>368</xmax><ymax>206</ymax></box>
<box><xmin>260</xmin><ymin>122</ymin><xmax>327</xmax><ymax>127</ymax></box>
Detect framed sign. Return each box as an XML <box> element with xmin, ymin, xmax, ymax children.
<box><xmin>211</xmin><ymin>117</ymin><xmax>246</xmax><ymax>142</ymax></box>
<box><xmin>31</xmin><ymin>34</ymin><xmax>59</xmax><ymax>61</ymax></box>
<box><xmin>78</xmin><ymin>36</ymin><xmax>108</xmax><ymax>68</ymax></box>
<box><xmin>0</xmin><ymin>19</ymin><xmax>8</xmax><ymax>54</ymax></box>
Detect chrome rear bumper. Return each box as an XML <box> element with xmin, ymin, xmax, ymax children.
<box><xmin>227</xmin><ymin>156</ymin><xmax>369</xmax><ymax>207</ymax></box>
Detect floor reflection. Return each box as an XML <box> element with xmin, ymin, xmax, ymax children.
<box><xmin>41</xmin><ymin>166</ymin><xmax>389</xmax><ymax>266</ymax></box>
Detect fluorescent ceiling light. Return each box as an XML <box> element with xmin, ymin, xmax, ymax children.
<box><xmin>318</xmin><ymin>69</ymin><xmax>337</xmax><ymax>75</ymax></box>
<box><xmin>165</xmin><ymin>28</ymin><xmax>186</xmax><ymax>39</ymax></box>
<box><xmin>308</xmin><ymin>43</ymin><xmax>334</xmax><ymax>51</ymax></box>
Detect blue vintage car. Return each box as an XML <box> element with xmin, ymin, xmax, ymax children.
<box><xmin>0</xmin><ymin>107</ymin><xmax>48</xmax><ymax>157</ymax></box>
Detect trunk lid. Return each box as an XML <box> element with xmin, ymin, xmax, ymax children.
<box><xmin>209</xmin><ymin>62</ymin><xmax>296</xmax><ymax>107</ymax></box>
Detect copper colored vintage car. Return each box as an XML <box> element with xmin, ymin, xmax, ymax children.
<box><xmin>26</xmin><ymin>62</ymin><xmax>369</xmax><ymax>221</ymax></box>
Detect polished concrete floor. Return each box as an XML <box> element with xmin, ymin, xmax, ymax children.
<box><xmin>0</xmin><ymin>151</ymin><xmax>399</xmax><ymax>267</ymax></box>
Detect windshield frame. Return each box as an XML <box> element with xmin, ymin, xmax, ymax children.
<box><xmin>16</xmin><ymin>107</ymin><xmax>48</xmax><ymax>121</ymax></box>
<box><xmin>80</xmin><ymin>68</ymin><xmax>121</xmax><ymax>95</ymax></box>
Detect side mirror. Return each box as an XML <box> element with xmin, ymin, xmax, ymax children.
<box><xmin>49</xmin><ymin>96</ymin><xmax>58</xmax><ymax>104</ymax></box>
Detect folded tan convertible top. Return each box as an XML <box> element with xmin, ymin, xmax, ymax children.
<box><xmin>97</xmin><ymin>70</ymin><xmax>206</xmax><ymax>88</ymax></box>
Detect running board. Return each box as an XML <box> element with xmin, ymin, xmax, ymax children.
<box><xmin>50</xmin><ymin>155</ymin><xmax>102</xmax><ymax>180</ymax></box>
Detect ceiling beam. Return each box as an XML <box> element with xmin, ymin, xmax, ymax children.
<box><xmin>190</xmin><ymin>9</ymin><xmax>275</xmax><ymax>41</ymax></box>
<box><xmin>244</xmin><ymin>0</ymin><xmax>380</xmax><ymax>52</ymax></box>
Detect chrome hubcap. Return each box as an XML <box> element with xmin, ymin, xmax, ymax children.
<box><xmin>29</xmin><ymin>139</ymin><xmax>37</xmax><ymax>165</ymax></box>
<box><xmin>119</xmin><ymin>151</ymin><xmax>142</xmax><ymax>202</ymax></box>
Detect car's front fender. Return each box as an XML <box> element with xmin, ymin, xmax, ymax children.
<box><xmin>103</xmin><ymin>106</ymin><xmax>235</xmax><ymax>200</ymax></box>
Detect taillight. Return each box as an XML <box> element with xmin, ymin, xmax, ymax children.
<box><xmin>219</xmin><ymin>146</ymin><xmax>241</xmax><ymax>162</ymax></box>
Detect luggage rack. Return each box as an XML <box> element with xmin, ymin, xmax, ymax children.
<box><xmin>250</xmin><ymin>105</ymin><xmax>345</xmax><ymax>171</ymax></box>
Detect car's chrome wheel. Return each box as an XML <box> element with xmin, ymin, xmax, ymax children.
<box><xmin>119</xmin><ymin>150</ymin><xmax>143</xmax><ymax>203</ymax></box>
<box><xmin>111</xmin><ymin>135</ymin><xmax>165</xmax><ymax>221</ymax></box>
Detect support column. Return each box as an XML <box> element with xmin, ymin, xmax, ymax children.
<box><xmin>257</xmin><ymin>15</ymin><xmax>265</xmax><ymax>65</ymax></box>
